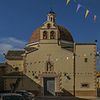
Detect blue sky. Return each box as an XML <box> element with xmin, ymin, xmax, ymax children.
<box><xmin>0</xmin><ymin>0</ymin><xmax>100</xmax><ymax>70</ymax></box>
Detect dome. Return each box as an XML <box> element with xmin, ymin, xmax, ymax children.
<box><xmin>29</xmin><ymin>27</ymin><xmax>40</xmax><ymax>43</ymax></box>
<box><xmin>29</xmin><ymin>25</ymin><xmax>74</xmax><ymax>44</ymax></box>
<box><xmin>57</xmin><ymin>25</ymin><xmax>74</xmax><ymax>42</ymax></box>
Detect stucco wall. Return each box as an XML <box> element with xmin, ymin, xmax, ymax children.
<box><xmin>75</xmin><ymin>44</ymin><xmax>96</xmax><ymax>96</ymax></box>
<box><xmin>25</xmin><ymin>43</ymin><xmax>74</xmax><ymax>92</ymax></box>
<box><xmin>7</xmin><ymin>60</ymin><xmax>24</xmax><ymax>72</ymax></box>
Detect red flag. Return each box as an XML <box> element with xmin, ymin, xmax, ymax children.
<box><xmin>93</xmin><ymin>15</ymin><xmax>96</xmax><ymax>22</ymax></box>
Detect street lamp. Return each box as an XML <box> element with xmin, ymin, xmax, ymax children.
<box><xmin>73</xmin><ymin>42</ymin><xmax>76</xmax><ymax>96</ymax></box>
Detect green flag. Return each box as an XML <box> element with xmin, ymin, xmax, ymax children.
<box><xmin>85</xmin><ymin>9</ymin><xmax>89</xmax><ymax>18</ymax></box>
<box><xmin>66</xmin><ymin>0</ymin><xmax>71</xmax><ymax>5</ymax></box>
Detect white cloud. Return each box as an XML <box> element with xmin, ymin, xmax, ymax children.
<box><xmin>0</xmin><ymin>37</ymin><xmax>26</xmax><ymax>54</ymax></box>
<box><xmin>0</xmin><ymin>43</ymin><xmax>13</xmax><ymax>54</ymax></box>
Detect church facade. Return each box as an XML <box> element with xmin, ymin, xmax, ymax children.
<box><xmin>5</xmin><ymin>11</ymin><xmax>96</xmax><ymax>97</ymax></box>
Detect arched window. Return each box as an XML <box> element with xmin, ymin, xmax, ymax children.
<box><xmin>43</xmin><ymin>31</ymin><xmax>48</xmax><ymax>39</ymax></box>
<box><xmin>50</xmin><ymin>31</ymin><xmax>55</xmax><ymax>39</ymax></box>
<box><xmin>51</xmin><ymin>17</ymin><xmax>53</xmax><ymax>22</ymax></box>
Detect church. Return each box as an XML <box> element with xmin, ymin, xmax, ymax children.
<box><xmin>3</xmin><ymin>11</ymin><xmax>96</xmax><ymax>97</ymax></box>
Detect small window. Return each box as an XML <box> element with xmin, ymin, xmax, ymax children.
<box><xmin>43</xmin><ymin>31</ymin><xmax>48</xmax><ymax>39</ymax></box>
<box><xmin>15</xmin><ymin>67</ymin><xmax>19</xmax><ymax>71</ymax></box>
<box><xmin>64</xmin><ymin>73</ymin><xmax>67</xmax><ymax>76</ymax></box>
<box><xmin>53</xmin><ymin>23</ymin><xmax>56</xmax><ymax>26</ymax></box>
<box><xmin>66</xmin><ymin>76</ymin><xmax>71</xmax><ymax>80</ymax></box>
<box><xmin>32</xmin><ymin>73</ymin><xmax>34</xmax><ymax>76</ymax></box>
<box><xmin>47</xmin><ymin>23</ymin><xmax>51</xmax><ymax>29</ymax></box>
<box><xmin>51</xmin><ymin>17</ymin><xmax>53</xmax><ymax>22</ymax></box>
<box><xmin>84</xmin><ymin>58</ymin><xmax>88</xmax><ymax>62</ymax></box>
<box><xmin>50</xmin><ymin>31</ymin><xmax>55</xmax><ymax>39</ymax></box>
<box><xmin>81</xmin><ymin>83</ymin><xmax>89</xmax><ymax>88</ymax></box>
<box><xmin>35</xmin><ymin>76</ymin><xmax>38</xmax><ymax>79</ymax></box>
<box><xmin>90</xmin><ymin>53</ymin><xmax>92</xmax><ymax>56</ymax></box>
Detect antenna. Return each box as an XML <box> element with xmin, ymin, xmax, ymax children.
<box><xmin>49</xmin><ymin>1</ymin><xmax>55</xmax><ymax>13</ymax></box>
<box><xmin>50</xmin><ymin>8</ymin><xmax>53</xmax><ymax>12</ymax></box>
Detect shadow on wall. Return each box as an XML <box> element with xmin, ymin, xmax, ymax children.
<box><xmin>97</xmin><ymin>88</ymin><xmax>100</xmax><ymax>97</ymax></box>
<box><xmin>0</xmin><ymin>72</ymin><xmax>42</xmax><ymax>96</ymax></box>
<box><xmin>61</xmin><ymin>88</ymin><xmax>74</xmax><ymax>96</ymax></box>
<box><xmin>18</xmin><ymin>75</ymin><xmax>42</xmax><ymax>96</ymax></box>
<box><xmin>0</xmin><ymin>76</ymin><xmax>92</xmax><ymax>100</ymax></box>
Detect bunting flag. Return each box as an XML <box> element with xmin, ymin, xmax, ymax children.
<box><xmin>76</xmin><ymin>4</ymin><xmax>82</xmax><ymax>12</ymax></box>
<box><xmin>93</xmin><ymin>15</ymin><xmax>96</xmax><ymax>22</ymax></box>
<box><xmin>65</xmin><ymin>0</ymin><xmax>97</xmax><ymax>22</ymax></box>
<box><xmin>66</xmin><ymin>0</ymin><xmax>71</xmax><ymax>5</ymax></box>
<box><xmin>85</xmin><ymin>9</ymin><xmax>89</xmax><ymax>18</ymax></box>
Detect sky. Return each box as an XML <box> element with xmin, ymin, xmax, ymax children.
<box><xmin>0</xmin><ymin>0</ymin><xmax>100</xmax><ymax>70</ymax></box>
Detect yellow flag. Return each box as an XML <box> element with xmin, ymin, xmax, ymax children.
<box><xmin>66</xmin><ymin>0</ymin><xmax>71</xmax><ymax>5</ymax></box>
<box><xmin>85</xmin><ymin>9</ymin><xmax>89</xmax><ymax>18</ymax></box>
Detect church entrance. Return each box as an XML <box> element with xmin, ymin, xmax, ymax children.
<box><xmin>43</xmin><ymin>77</ymin><xmax>55</xmax><ymax>96</ymax></box>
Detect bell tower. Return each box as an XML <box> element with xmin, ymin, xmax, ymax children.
<box><xmin>47</xmin><ymin>10</ymin><xmax>56</xmax><ymax>23</ymax></box>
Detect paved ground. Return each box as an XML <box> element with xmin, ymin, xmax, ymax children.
<box><xmin>33</xmin><ymin>96</ymin><xmax>93</xmax><ymax>100</ymax></box>
<box><xmin>33</xmin><ymin>96</ymin><xmax>100</xmax><ymax>100</ymax></box>
<box><xmin>91</xmin><ymin>97</ymin><xmax>100</xmax><ymax>100</ymax></box>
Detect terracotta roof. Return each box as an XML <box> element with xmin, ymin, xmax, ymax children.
<box><xmin>29</xmin><ymin>28</ymin><xmax>40</xmax><ymax>43</ymax></box>
<box><xmin>5</xmin><ymin>50</ymin><xmax>25</xmax><ymax>60</ymax></box>
<box><xmin>0</xmin><ymin>63</ymin><xmax>11</xmax><ymax>68</ymax></box>
<box><xmin>28</xmin><ymin>25</ymin><xmax>74</xmax><ymax>44</ymax></box>
<box><xmin>3</xmin><ymin>72</ymin><xmax>23</xmax><ymax>76</ymax></box>
<box><xmin>25</xmin><ymin>47</ymin><xmax>38</xmax><ymax>54</ymax></box>
<box><xmin>0</xmin><ymin>63</ymin><xmax>7</xmax><ymax>67</ymax></box>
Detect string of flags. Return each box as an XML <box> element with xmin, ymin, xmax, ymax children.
<box><xmin>66</xmin><ymin>0</ymin><xmax>97</xmax><ymax>22</ymax></box>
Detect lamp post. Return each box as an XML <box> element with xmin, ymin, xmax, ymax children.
<box><xmin>21</xmin><ymin>52</ymin><xmax>27</xmax><ymax>88</ymax></box>
<box><xmin>73</xmin><ymin>43</ymin><xmax>76</xmax><ymax>96</ymax></box>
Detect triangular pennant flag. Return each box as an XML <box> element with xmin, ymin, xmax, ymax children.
<box><xmin>85</xmin><ymin>9</ymin><xmax>89</xmax><ymax>18</ymax></box>
<box><xmin>76</xmin><ymin>4</ymin><xmax>82</xmax><ymax>12</ymax></box>
<box><xmin>93</xmin><ymin>15</ymin><xmax>96</xmax><ymax>22</ymax></box>
<box><xmin>66</xmin><ymin>0</ymin><xmax>71</xmax><ymax>5</ymax></box>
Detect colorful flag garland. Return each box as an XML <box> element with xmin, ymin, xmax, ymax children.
<box><xmin>66</xmin><ymin>0</ymin><xmax>97</xmax><ymax>22</ymax></box>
